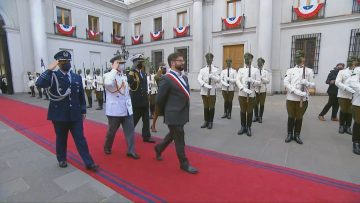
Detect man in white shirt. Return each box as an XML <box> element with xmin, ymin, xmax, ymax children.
<box><xmin>197</xmin><ymin>53</ymin><xmax>220</xmax><ymax>129</ymax></box>
<box><xmin>348</xmin><ymin>65</ymin><xmax>360</xmax><ymax>155</ymax></box>
<box><xmin>283</xmin><ymin>50</ymin><xmax>315</xmax><ymax>144</ymax></box>
<box><xmin>84</xmin><ymin>69</ymin><xmax>94</xmax><ymax>108</ymax></box>
<box><xmin>253</xmin><ymin>58</ymin><xmax>270</xmax><ymax>123</ymax></box>
<box><xmin>220</xmin><ymin>59</ymin><xmax>237</xmax><ymax>119</ymax></box>
<box><xmin>103</xmin><ymin>54</ymin><xmax>139</xmax><ymax>159</ymax></box>
<box><xmin>93</xmin><ymin>68</ymin><xmax>104</xmax><ymax>110</ymax></box>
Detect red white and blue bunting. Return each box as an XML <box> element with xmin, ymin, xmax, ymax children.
<box><xmin>293</xmin><ymin>0</ymin><xmax>325</xmax><ymax>19</ymax></box>
<box><xmin>88</xmin><ymin>29</ymin><xmax>99</xmax><ymax>40</ymax></box>
<box><xmin>173</xmin><ymin>25</ymin><xmax>189</xmax><ymax>37</ymax></box>
<box><xmin>150</xmin><ymin>30</ymin><xmax>163</xmax><ymax>41</ymax></box>
<box><xmin>56</xmin><ymin>23</ymin><xmax>75</xmax><ymax>36</ymax></box>
<box><xmin>132</xmin><ymin>35</ymin><xmax>143</xmax><ymax>45</ymax></box>
<box><xmin>222</xmin><ymin>16</ymin><xmax>242</xmax><ymax>29</ymax></box>
<box><xmin>113</xmin><ymin>34</ymin><xmax>124</xmax><ymax>44</ymax></box>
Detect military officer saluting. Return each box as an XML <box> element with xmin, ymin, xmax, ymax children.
<box><xmin>253</xmin><ymin>57</ymin><xmax>270</xmax><ymax>123</ymax></box>
<box><xmin>127</xmin><ymin>54</ymin><xmax>155</xmax><ymax>143</ymax></box>
<box><xmin>35</xmin><ymin>50</ymin><xmax>98</xmax><ymax>171</ymax></box>
<box><xmin>220</xmin><ymin>58</ymin><xmax>237</xmax><ymax>119</ymax></box>
<box><xmin>197</xmin><ymin>52</ymin><xmax>220</xmax><ymax>129</ymax></box>
<box><xmin>283</xmin><ymin>50</ymin><xmax>315</xmax><ymax>144</ymax></box>
<box><xmin>84</xmin><ymin>69</ymin><xmax>94</xmax><ymax>108</ymax></box>
<box><xmin>93</xmin><ymin>68</ymin><xmax>104</xmax><ymax>110</ymax></box>
<box><xmin>335</xmin><ymin>57</ymin><xmax>357</xmax><ymax>135</ymax></box>
<box><xmin>236</xmin><ymin>53</ymin><xmax>261</xmax><ymax>137</ymax></box>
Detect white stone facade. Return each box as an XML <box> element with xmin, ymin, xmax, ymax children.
<box><xmin>0</xmin><ymin>0</ymin><xmax>359</xmax><ymax>93</ymax></box>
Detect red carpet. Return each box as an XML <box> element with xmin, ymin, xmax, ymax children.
<box><xmin>0</xmin><ymin>96</ymin><xmax>359</xmax><ymax>202</ymax></box>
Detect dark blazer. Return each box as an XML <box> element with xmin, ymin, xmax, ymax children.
<box><xmin>35</xmin><ymin>69</ymin><xmax>86</xmax><ymax>121</ymax></box>
<box><xmin>128</xmin><ymin>68</ymin><xmax>149</xmax><ymax>107</ymax></box>
<box><xmin>156</xmin><ymin>72</ymin><xmax>190</xmax><ymax>126</ymax></box>
<box><xmin>326</xmin><ymin>69</ymin><xmax>339</xmax><ymax>95</ymax></box>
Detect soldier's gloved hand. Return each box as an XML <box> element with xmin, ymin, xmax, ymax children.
<box><xmin>209</xmin><ymin>74</ymin><xmax>218</xmax><ymax>80</ymax></box>
<box><xmin>345</xmin><ymin>86</ymin><xmax>356</xmax><ymax>94</ymax></box>
<box><xmin>204</xmin><ymin>84</ymin><xmax>213</xmax><ymax>89</ymax></box>
<box><xmin>242</xmin><ymin>88</ymin><xmax>252</xmax><ymax>95</ymax></box>
<box><xmin>293</xmin><ymin>89</ymin><xmax>307</xmax><ymax>97</ymax></box>
<box><xmin>221</xmin><ymin>81</ymin><xmax>230</xmax><ymax>87</ymax></box>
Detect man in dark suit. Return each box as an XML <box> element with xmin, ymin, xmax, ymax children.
<box><xmin>154</xmin><ymin>52</ymin><xmax>198</xmax><ymax>174</ymax></box>
<box><xmin>35</xmin><ymin>50</ymin><xmax>98</xmax><ymax>171</ymax></box>
<box><xmin>127</xmin><ymin>54</ymin><xmax>155</xmax><ymax>143</ymax></box>
<box><xmin>318</xmin><ymin>63</ymin><xmax>344</xmax><ymax>121</ymax></box>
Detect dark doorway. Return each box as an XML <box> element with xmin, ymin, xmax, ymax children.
<box><xmin>0</xmin><ymin>15</ymin><xmax>13</xmax><ymax>94</ymax></box>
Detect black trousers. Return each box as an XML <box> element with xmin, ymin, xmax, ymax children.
<box><xmin>156</xmin><ymin>125</ymin><xmax>188</xmax><ymax>166</ymax></box>
<box><xmin>133</xmin><ymin>106</ymin><xmax>151</xmax><ymax>140</ymax></box>
<box><xmin>319</xmin><ymin>94</ymin><xmax>339</xmax><ymax>118</ymax></box>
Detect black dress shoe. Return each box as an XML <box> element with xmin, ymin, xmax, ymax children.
<box><xmin>180</xmin><ymin>165</ymin><xmax>198</xmax><ymax>174</ymax></box>
<box><xmin>143</xmin><ymin>138</ymin><xmax>156</xmax><ymax>143</ymax></box>
<box><xmin>126</xmin><ymin>153</ymin><xmax>140</xmax><ymax>159</ymax></box>
<box><xmin>285</xmin><ymin>133</ymin><xmax>293</xmax><ymax>143</ymax></box>
<box><xmin>237</xmin><ymin>126</ymin><xmax>247</xmax><ymax>135</ymax></box>
<box><xmin>252</xmin><ymin>117</ymin><xmax>258</xmax><ymax>122</ymax></box>
<box><xmin>353</xmin><ymin>143</ymin><xmax>360</xmax><ymax>155</ymax></box>
<box><xmin>104</xmin><ymin>149</ymin><xmax>112</xmax><ymax>155</ymax></box>
<box><xmin>227</xmin><ymin>113</ymin><xmax>231</xmax><ymax>119</ymax></box>
<box><xmin>258</xmin><ymin>117</ymin><xmax>262</xmax><ymax>123</ymax></box>
<box><xmin>294</xmin><ymin>133</ymin><xmax>303</xmax><ymax>144</ymax></box>
<box><xmin>200</xmin><ymin>121</ymin><xmax>208</xmax><ymax>128</ymax></box>
<box><xmin>221</xmin><ymin>114</ymin><xmax>227</xmax><ymax>119</ymax></box>
<box><xmin>154</xmin><ymin>145</ymin><xmax>163</xmax><ymax>161</ymax></box>
<box><xmin>339</xmin><ymin>126</ymin><xmax>345</xmax><ymax>134</ymax></box>
<box><xmin>345</xmin><ymin>126</ymin><xmax>352</xmax><ymax>135</ymax></box>
<box><xmin>96</xmin><ymin>107</ymin><xmax>103</xmax><ymax>110</ymax></box>
<box><xmin>86</xmin><ymin>163</ymin><xmax>99</xmax><ymax>172</ymax></box>
<box><xmin>207</xmin><ymin>122</ymin><xmax>213</xmax><ymax>129</ymax></box>
<box><xmin>246</xmin><ymin>127</ymin><xmax>252</xmax><ymax>137</ymax></box>
<box><xmin>58</xmin><ymin>161</ymin><xmax>68</xmax><ymax>168</ymax></box>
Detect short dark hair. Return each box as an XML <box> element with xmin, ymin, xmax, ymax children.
<box><xmin>167</xmin><ymin>52</ymin><xmax>184</xmax><ymax>67</ymax></box>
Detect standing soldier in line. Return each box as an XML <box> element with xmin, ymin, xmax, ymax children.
<box><xmin>197</xmin><ymin>53</ymin><xmax>220</xmax><ymax>129</ymax></box>
<box><xmin>236</xmin><ymin>53</ymin><xmax>261</xmax><ymax>137</ymax></box>
<box><xmin>151</xmin><ymin>63</ymin><xmax>167</xmax><ymax>132</ymax></box>
<box><xmin>253</xmin><ymin>58</ymin><xmax>270</xmax><ymax>123</ymax></box>
<box><xmin>220</xmin><ymin>58</ymin><xmax>237</xmax><ymax>119</ymax></box>
<box><xmin>335</xmin><ymin>57</ymin><xmax>357</xmax><ymax>135</ymax></box>
<box><xmin>283</xmin><ymin>50</ymin><xmax>315</xmax><ymax>144</ymax></box>
<box><xmin>148</xmin><ymin>69</ymin><xmax>158</xmax><ymax>119</ymax></box>
<box><xmin>93</xmin><ymin>68</ymin><xmax>104</xmax><ymax>110</ymax></box>
<box><xmin>348</xmin><ymin>63</ymin><xmax>360</xmax><ymax>155</ymax></box>
<box><xmin>35</xmin><ymin>73</ymin><xmax>43</xmax><ymax>99</ymax></box>
<box><xmin>103</xmin><ymin>54</ymin><xmax>140</xmax><ymax>159</ymax></box>
<box><xmin>128</xmin><ymin>54</ymin><xmax>155</xmax><ymax>143</ymax></box>
<box><xmin>28</xmin><ymin>72</ymin><xmax>36</xmax><ymax>97</ymax></box>
<box><xmin>84</xmin><ymin>69</ymin><xmax>94</xmax><ymax>108</ymax></box>
<box><xmin>318</xmin><ymin>63</ymin><xmax>344</xmax><ymax>121</ymax></box>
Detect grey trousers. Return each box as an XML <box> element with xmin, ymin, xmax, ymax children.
<box><xmin>104</xmin><ymin>115</ymin><xmax>135</xmax><ymax>154</ymax></box>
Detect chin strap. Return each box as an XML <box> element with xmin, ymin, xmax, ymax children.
<box><xmin>47</xmin><ymin>72</ymin><xmax>71</xmax><ymax>101</ymax></box>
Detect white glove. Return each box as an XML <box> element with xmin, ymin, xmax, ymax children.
<box><xmin>242</xmin><ymin>88</ymin><xmax>253</xmax><ymax>95</ymax></box>
<box><xmin>247</xmin><ymin>77</ymin><xmax>255</xmax><ymax>83</ymax></box>
<box><xmin>221</xmin><ymin>81</ymin><xmax>230</xmax><ymax>87</ymax></box>
<box><xmin>293</xmin><ymin>89</ymin><xmax>307</xmax><ymax>97</ymax></box>
<box><xmin>300</xmin><ymin>79</ymin><xmax>308</xmax><ymax>85</ymax></box>
<box><xmin>204</xmin><ymin>84</ymin><xmax>213</xmax><ymax>89</ymax></box>
<box><xmin>345</xmin><ymin>86</ymin><xmax>356</xmax><ymax>94</ymax></box>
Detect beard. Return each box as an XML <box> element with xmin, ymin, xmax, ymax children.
<box><xmin>175</xmin><ymin>64</ymin><xmax>184</xmax><ymax>71</ymax></box>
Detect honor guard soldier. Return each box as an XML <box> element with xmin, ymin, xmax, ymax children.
<box><xmin>197</xmin><ymin>52</ymin><xmax>220</xmax><ymax>129</ymax></box>
<box><xmin>84</xmin><ymin>69</ymin><xmax>94</xmax><ymax>108</ymax></box>
<box><xmin>335</xmin><ymin>57</ymin><xmax>357</xmax><ymax>135</ymax></box>
<box><xmin>28</xmin><ymin>72</ymin><xmax>36</xmax><ymax>97</ymax></box>
<box><xmin>236</xmin><ymin>53</ymin><xmax>261</xmax><ymax>137</ymax></box>
<box><xmin>127</xmin><ymin>54</ymin><xmax>155</xmax><ymax>143</ymax></box>
<box><xmin>348</xmin><ymin>64</ymin><xmax>360</xmax><ymax>155</ymax></box>
<box><xmin>283</xmin><ymin>50</ymin><xmax>315</xmax><ymax>144</ymax></box>
<box><xmin>93</xmin><ymin>68</ymin><xmax>104</xmax><ymax>110</ymax></box>
<box><xmin>35</xmin><ymin>73</ymin><xmax>43</xmax><ymax>99</ymax></box>
<box><xmin>103</xmin><ymin>53</ymin><xmax>140</xmax><ymax>159</ymax></box>
<box><xmin>220</xmin><ymin>58</ymin><xmax>237</xmax><ymax>119</ymax></box>
<box><xmin>253</xmin><ymin>58</ymin><xmax>270</xmax><ymax>123</ymax></box>
<box><xmin>35</xmin><ymin>50</ymin><xmax>98</xmax><ymax>171</ymax></box>
<box><xmin>77</xmin><ymin>69</ymin><xmax>86</xmax><ymax>88</ymax></box>
<box><xmin>148</xmin><ymin>69</ymin><xmax>158</xmax><ymax>119</ymax></box>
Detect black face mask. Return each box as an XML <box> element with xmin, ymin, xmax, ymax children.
<box><xmin>60</xmin><ymin>62</ymin><xmax>71</xmax><ymax>72</ymax></box>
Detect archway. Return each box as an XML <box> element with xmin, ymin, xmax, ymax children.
<box><xmin>0</xmin><ymin>15</ymin><xmax>13</xmax><ymax>94</ymax></box>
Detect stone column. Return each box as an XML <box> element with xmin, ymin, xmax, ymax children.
<box><xmin>256</xmin><ymin>0</ymin><xmax>273</xmax><ymax>93</ymax></box>
<box><xmin>30</xmin><ymin>0</ymin><xmax>48</xmax><ymax>73</ymax></box>
<box><xmin>191</xmin><ymin>0</ymin><xmax>203</xmax><ymax>88</ymax></box>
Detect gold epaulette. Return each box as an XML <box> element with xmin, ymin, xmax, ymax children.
<box><xmin>129</xmin><ymin>71</ymin><xmax>134</xmax><ymax>76</ymax></box>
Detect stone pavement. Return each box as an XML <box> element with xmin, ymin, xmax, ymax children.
<box><xmin>0</xmin><ymin>92</ymin><xmax>359</xmax><ymax>202</ymax></box>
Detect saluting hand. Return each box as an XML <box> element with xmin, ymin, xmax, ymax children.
<box><xmin>48</xmin><ymin>60</ymin><xmax>59</xmax><ymax>71</ymax></box>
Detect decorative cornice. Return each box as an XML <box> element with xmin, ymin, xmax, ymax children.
<box><xmin>2</xmin><ymin>26</ymin><xmax>20</xmax><ymax>33</ymax></box>
<box><xmin>47</xmin><ymin>33</ymin><xmax>122</xmax><ymax>48</ymax></box>
<box><xmin>281</xmin><ymin>13</ymin><xmax>360</xmax><ymax>30</ymax></box>
<box><xmin>212</xmin><ymin>27</ymin><xmax>256</xmax><ymax>37</ymax></box>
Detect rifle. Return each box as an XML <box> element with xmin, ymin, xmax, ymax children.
<box><xmin>299</xmin><ymin>65</ymin><xmax>305</xmax><ymax>107</ymax></box>
<box><xmin>227</xmin><ymin>66</ymin><xmax>230</xmax><ymax>91</ymax></box>
<box><xmin>83</xmin><ymin>62</ymin><xmax>87</xmax><ymax>86</ymax></box>
<box><xmin>247</xmin><ymin>64</ymin><xmax>251</xmax><ymax>102</ymax></box>
<box><xmin>207</xmin><ymin>64</ymin><xmax>212</xmax><ymax>97</ymax></box>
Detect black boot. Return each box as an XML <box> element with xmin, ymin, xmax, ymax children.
<box><xmin>253</xmin><ymin>106</ymin><xmax>258</xmax><ymax>122</ymax></box>
<box><xmin>227</xmin><ymin>102</ymin><xmax>232</xmax><ymax>119</ymax></box>
<box><xmin>237</xmin><ymin>112</ymin><xmax>247</xmax><ymax>135</ymax></box>
<box><xmin>339</xmin><ymin>112</ymin><xmax>345</xmax><ymax>134</ymax></box>
<box><xmin>345</xmin><ymin>113</ymin><xmax>353</xmax><ymax>135</ymax></box>
<box><xmin>294</xmin><ymin>119</ymin><xmax>303</xmax><ymax>144</ymax></box>
<box><xmin>247</xmin><ymin>112</ymin><xmax>253</xmax><ymax>137</ymax></box>
<box><xmin>285</xmin><ymin>117</ymin><xmax>295</xmax><ymax>143</ymax></box>
<box><xmin>87</xmin><ymin>98</ymin><xmax>92</xmax><ymax>108</ymax></box>
<box><xmin>353</xmin><ymin>123</ymin><xmax>360</xmax><ymax>155</ymax></box>
<box><xmin>353</xmin><ymin>143</ymin><xmax>360</xmax><ymax>155</ymax></box>
<box><xmin>201</xmin><ymin>108</ymin><xmax>209</xmax><ymax>128</ymax></box>
<box><xmin>258</xmin><ymin>105</ymin><xmax>264</xmax><ymax>123</ymax></box>
<box><xmin>221</xmin><ymin>102</ymin><xmax>227</xmax><ymax>118</ymax></box>
<box><xmin>208</xmin><ymin>108</ymin><xmax>215</xmax><ymax>129</ymax></box>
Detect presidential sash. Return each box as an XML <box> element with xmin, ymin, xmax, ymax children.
<box><xmin>167</xmin><ymin>71</ymin><xmax>190</xmax><ymax>99</ymax></box>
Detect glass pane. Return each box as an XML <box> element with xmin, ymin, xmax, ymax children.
<box><xmin>56</xmin><ymin>7</ymin><xmax>62</xmax><ymax>23</ymax></box>
<box><xmin>236</xmin><ymin>1</ymin><xmax>241</xmax><ymax>17</ymax></box>
<box><xmin>135</xmin><ymin>23</ymin><xmax>141</xmax><ymax>35</ymax></box>
<box><xmin>228</xmin><ymin>2</ymin><xmax>235</xmax><ymax>18</ymax></box>
<box><xmin>64</xmin><ymin>9</ymin><xmax>71</xmax><ymax>25</ymax></box>
<box><xmin>154</xmin><ymin>18</ymin><xmax>162</xmax><ymax>32</ymax></box>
